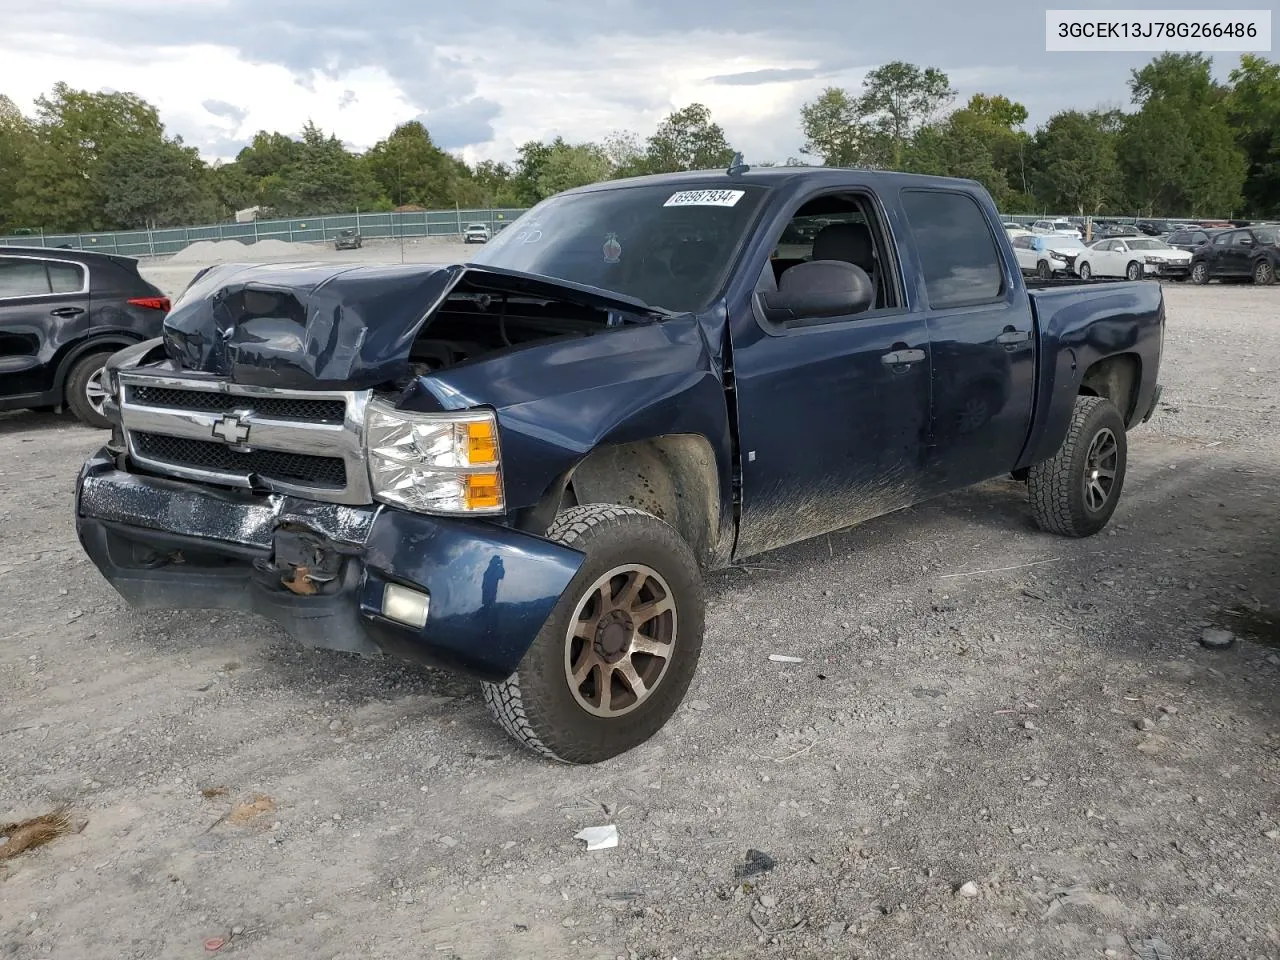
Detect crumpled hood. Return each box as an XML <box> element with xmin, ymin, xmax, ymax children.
<box><xmin>162</xmin><ymin>260</ymin><xmax>666</xmax><ymax>390</ymax></box>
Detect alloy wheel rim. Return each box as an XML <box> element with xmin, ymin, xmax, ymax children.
<box><xmin>84</xmin><ymin>368</ymin><xmax>108</xmax><ymax>416</ymax></box>
<box><xmin>1082</xmin><ymin>427</ymin><xmax>1118</xmax><ymax>512</ymax></box>
<box><xmin>563</xmin><ymin>564</ymin><xmax>677</xmax><ymax>718</ymax></box>
<box><xmin>1258</xmin><ymin>262</ymin><xmax>1273</xmax><ymax>284</ymax></box>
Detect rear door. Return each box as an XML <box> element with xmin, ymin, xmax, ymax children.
<box><xmin>1206</xmin><ymin>231</ymin><xmax>1234</xmax><ymax>276</ymax></box>
<box><xmin>898</xmin><ymin>189</ymin><xmax>1037</xmax><ymax>494</ymax></box>
<box><xmin>1227</xmin><ymin>230</ymin><xmax>1257</xmax><ymax>276</ymax></box>
<box><xmin>0</xmin><ymin>255</ymin><xmax>90</xmax><ymax>400</ymax></box>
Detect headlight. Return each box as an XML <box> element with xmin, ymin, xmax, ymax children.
<box><xmin>1144</xmin><ymin>256</ymin><xmax>1166</xmax><ymax>264</ymax></box>
<box><xmin>365</xmin><ymin>400</ymin><xmax>505</xmax><ymax>515</ymax></box>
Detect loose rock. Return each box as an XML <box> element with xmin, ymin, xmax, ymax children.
<box><xmin>1199</xmin><ymin>628</ymin><xmax>1235</xmax><ymax>650</ymax></box>
<box><xmin>957</xmin><ymin>881</ymin><xmax>979</xmax><ymax>898</ymax></box>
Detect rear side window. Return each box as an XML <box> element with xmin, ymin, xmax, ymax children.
<box><xmin>900</xmin><ymin>190</ymin><xmax>1004</xmax><ymax>309</ymax></box>
<box><xmin>1256</xmin><ymin>228</ymin><xmax>1277</xmax><ymax>244</ymax></box>
<box><xmin>0</xmin><ymin>259</ymin><xmax>53</xmax><ymax>298</ymax></box>
<box><xmin>48</xmin><ymin>262</ymin><xmax>85</xmax><ymax>293</ymax></box>
<box><xmin>1213</xmin><ymin>233</ymin><xmax>1230</xmax><ymax>245</ymax></box>
<box><xmin>0</xmin><ymin>257</ymin><xmax>85</xmax><ymax>298</ymax></box>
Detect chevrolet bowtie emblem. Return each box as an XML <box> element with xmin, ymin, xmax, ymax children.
<box><xmin>211</xmin><ymin>414</ymin><xmax>251</xmax><ymax>444</ymax></box>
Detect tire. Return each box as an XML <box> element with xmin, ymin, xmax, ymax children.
<box><xmin>1036</xmin><ymin>260</ymin><xmax>1052</xmax><ymax>280</ymax></box>
<box><xmin>63</xmin><ymin>352</ymin><xmax>114</xmax><ymax>429</ymax></box>
<box><xmin>1027</xmin><ymin>395</ymin><xmax>1127</xmax><ymax>538</ymax></box>
<box><xmin>1190</xmin><ymin>262</ymin><xmax>1209</xmax><ymax>285</ymax></box>
<box><xmin>481</xmin><ymin>504</ymin><xmax>704</xmax><ymax>764</ymax></box>
<box><xmin>1125</xmin><ymin>260</ymin><xmax>1142</xmax><ymax>281</ymax></box>
<box><xmin>1078</xmin><ymin>261</ymin><xmax>1092</xmax><ymax>281</ymax></box>
<box><xmin>1254</xmin><ymin>259</ymin><xmax>1275</xmax><ymax>286</ymax></box>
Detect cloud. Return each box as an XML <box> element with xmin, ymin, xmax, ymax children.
<box><xmin>202</xmin><ymin>99</ymin><xmax>248</xmax><ymax>125</ymax></box>
<box><xmin>337</xmin><ymin>89</ymin><xmax>356</xmax><ymax>110</ymax></box>
<box><xmin>706</xmin><ymin>67</ymin><xmax>826</xmax><ymax>86</ymax></box>
<box><xmin>419</xmin><ymin>98</ymin><xmax>503</xmax><ymax>149</ymax></box>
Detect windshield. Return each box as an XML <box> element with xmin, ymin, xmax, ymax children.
<box><xmin>467</xmin><ymin>183</ymin><xmax>768</xmax><ymax>313</ymax></box>
<box><xmin>1128</xmin><ymin>238</ymin><xmax>1171</xmax><ymax>250</ymax></box>
<box><xmin>1051</xmin><ymin>221</ymin><xmax>1075</xmax><ymax>230</ymax></box>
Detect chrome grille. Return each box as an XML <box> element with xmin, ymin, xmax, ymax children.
<box><xmin>117</xmin><ymin>372</ymin><xmax>372</xmax><ymax>505</ymax></box>
<box><xmin>132</xmin><ymin>433</ymin><xmax>348</xmax><ymax>488</ymax></box>
<box><xmin>129</xmin><ymin>385</ymin><xmax>346</xmax><ymax>424</ymax></box>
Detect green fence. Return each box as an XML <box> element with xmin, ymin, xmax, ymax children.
<box><xmin>0</xmin><ymin>208</ymin><xmax>531</xmax><ymax>258</ymax></box>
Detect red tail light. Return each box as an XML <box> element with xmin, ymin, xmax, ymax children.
<box><xmin>128</xmin><ymin>296</ymin><xmax>171</xmax><ymax>312</ymax></box>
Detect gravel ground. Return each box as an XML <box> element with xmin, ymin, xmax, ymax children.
<box><xmin>2</xmin><ymin>284</ymin><xmax>1278</xmax><ymax>960</ymax></box>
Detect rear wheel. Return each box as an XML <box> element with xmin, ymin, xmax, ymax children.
<box><xmin>1254</xmin><ymin>259</ymin><xmax>1275</xmax><ymax>286</ymax></box>
<box><xmin>1190</xmin><ymin>262</ymin><xmax>1209</xmax><ymax>285</ymax></box>
<box><xmin>64</xmin><ymin>352</ymin><xmax>114</xmax><ymax>429</ymax></box>
<box><xmin>1028</xmin><ymin>395</ymin><xmax>1127</xmax><ymax>538</ymax></box>
<box><xmin>1125</xmin><ymin>260</ymin><xmax>1142</xmax><ymax>281</ymax></box>
<box><xmin>482</xmin><ymin>504</ymin><xmax>704</xmax><ymax>764</ymax></box>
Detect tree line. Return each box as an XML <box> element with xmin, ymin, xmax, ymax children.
<box><xmin>0</xmin><ymin>52</ymin><xmax>1276</xmax><ymax>235</ymax></box>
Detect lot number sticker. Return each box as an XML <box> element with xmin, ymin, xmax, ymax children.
<box><xmin>664</xmin><ymin>189</ymin><xmax>745</xmax><ymax>207</ymax></box>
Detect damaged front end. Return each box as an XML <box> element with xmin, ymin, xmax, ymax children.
<box><xmin>75</xmin><ymin>447</ymin><xmax>584</xmax><ymax>680</ymax></box>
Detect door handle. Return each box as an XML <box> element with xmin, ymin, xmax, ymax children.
<box><xmin>881</xmin><ymin>348</ymin><xmax>926</xmax><ymax>366</ymax></box>
<box><xmin>50</xmin><ymin>307</ymin><xmax>85</xmax><ymax>318</ymax></box>
<box><xmin>996</xmin><ymin>328</ymin><xmax>1030</xmax><ymax>345</ymax></box>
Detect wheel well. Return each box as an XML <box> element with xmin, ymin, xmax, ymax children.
<box><xmin>54</xmin><ymin>336</ymin><xmax>140</xmax><ymax>393</ymax></box>
<box><xmin>566</xmin><ymin>435</ymin><xmax>721</xmax><ymax>566</ymax></box>
<box><xmin>1079</xmin><ymin>354</ymin><xmax>1141</xmax><ymax>422</ymax></box>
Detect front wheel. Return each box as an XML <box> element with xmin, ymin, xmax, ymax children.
<box><xmin>1125</xmin><ymin>260</ymin><xmax>1142</xmax><ymax>281</ymax></box>
<box><xmin>1027</xmin><ymin>395</ymin><xmax>1127</xmax><ymax>538</ymax></box>
<box><xmin>1036</xmin><ymin>259</ymin><xmax>1052</xmax><ymax>280</ymax></box>
<box><xmin>1079</xmin><ymin>261</ymin><xmax>1092</xmax><ymax>281</ymax></box>
<box><xmin>1190</xmin><ymin>262</ymin><xmax>1209</xmax><ymax>285</ymax></box>
<box><xmin>482</xmin><ymin>504</ymin><xmax>704</xmax><ymax>764</ymax></box>
<box><xmin>1254</xmin><ymin>259</ymin><xmax>1275</xmax><ymax>286</ymax></box>
<box><xmin>64</xmin><ymin>352</ymin><xmax>114</xmax><ymax>429</ymax></box>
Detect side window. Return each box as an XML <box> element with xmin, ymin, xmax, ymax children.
<box><xmin>1012</xmin><ymin>236</ymin><xmax>1031</xmax><ymax>249</ymax></box>
<box><xmin>1213</xmin><ymin>233</ymin><xmax>1230</xmax><ymax>246</ymax></box>
<box><xmin>48</xmin><ymin>262</ymin><xmax>85</xmax><ymax>293</ymax></box>
<box><xmin>900</xmin><ymin>190</ymin><xmax>1004</xmax><ymax>309</ymax></box>
<box><xmin>0</xmin><ymin>258</ymin><xmax>54</xmax><ymax>299</ymax></box>
<box><xmin>767</xmin><ymin>192</ymin><xmax>899</xmax><ymax>314</ymax></box>
<box><xmin>1233</xmin><ymin>232</ymin><xmax>1255</xmax><ymax>247</ymax></box>
<box><xmin>1256</xmin><ymin>228</ymin><xmax>1277</xmax><ymax>245</ymax></box>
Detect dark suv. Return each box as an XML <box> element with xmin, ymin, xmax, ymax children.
<box><xmin>0</xmin><ymin>247</ymin><xmax>170</xmax><ymax>428</ymax></box>
<box><xmin>1189</xmin><ymin>226</ymin><xmax>1280</xmax><ymax>286</ymax></box>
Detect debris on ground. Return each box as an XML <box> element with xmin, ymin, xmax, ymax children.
<box><xmin>201</xmin><ymin>787</ymin><xmax>228</xmax><ymax>799</ymax></box>
<box><xmin>956</xmin><ymin>881</ymin><xmax>980</xmax><ymax>898</ymax></box>
<box><xmin>0</xmin><ymin>808</ymin><xmax>76</xmax><ymax>860</ymax></box>
<box><xmin>768</xmin><ymin>654</ymin><xmax>804</xmax><ymax>664</ymax></box>
<box><xmin>228</xmin><ymin>795</ymin><xmax>276</xmax><ymax>823</ymax></box>
<box><xmin>203</xmin><ymin>936</ymin><xmax>227</xmax><ymax>952</ymax></box>
<box><xmin>735</xmin><ymin>848</ymin><xmax>777</xmax><ymax>878</ymax></box>
<box><xmin>1136</xmin><ymin>717</ymin><xmax>1157</xmax><ymax>731</ymax></box>
<box><xmin>573</xmin><ymin>825</ymin><xmax>618</xmax><ymax>850</ymax></box>
<box><xmin>1199</xmin><ymin>627</ymin><xmax>1236</xmax><ymax>650</ymax></box>
<box><xmin>1128</xmin><ymin>936</ymin><xmax>1174</xmax><ymax>960</ymax></box>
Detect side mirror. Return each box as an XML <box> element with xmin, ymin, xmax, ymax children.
<box><xmin>756</xmin><ymin>260</ymin><xmax>874</xmax><ymax>325</ymax></box>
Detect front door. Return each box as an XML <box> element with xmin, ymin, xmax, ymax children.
<box><xmin>729</xmin><ymin>191</ymin><xmax>932</xmax><ymax>560</ymax></box>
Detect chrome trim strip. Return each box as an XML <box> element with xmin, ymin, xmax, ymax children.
<box><xmin>117</xmin><ymin>371</ymin><xmax>373</xmax><ymax>506</ymax></box>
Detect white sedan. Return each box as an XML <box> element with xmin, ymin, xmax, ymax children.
<box><xmin>1074</xmin><ymin>237</ymin><xmax>1193</xmax><ymax>281</ymax></box>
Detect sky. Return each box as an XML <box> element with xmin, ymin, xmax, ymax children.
<box><xmin>0</xmin><ymin>0</ymin><xmax>1272</xmax><ymax>166</ymax></box>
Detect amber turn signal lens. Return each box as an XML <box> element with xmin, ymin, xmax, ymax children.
<box><xmin>466</xmin><ymin>421</ymin><xmax>498</xmax><ymax>464</ymax></box>
<box><xmin>463</xmin><ymin>472</ymin><xmax>503</xmax><ymax>510</ymax></box>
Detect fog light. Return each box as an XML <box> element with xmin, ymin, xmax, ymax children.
<box><xmin>382</xmin><ymin>583</ymin><xmax>430</xmax><ymax>628</ymax></box>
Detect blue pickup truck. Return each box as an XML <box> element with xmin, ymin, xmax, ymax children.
<box><xmin>74</xmin><ymin>166</ymin><xmax>1164</xmax><ymax>763</ymax></box>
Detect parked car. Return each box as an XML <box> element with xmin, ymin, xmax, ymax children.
<box><xmin>1088</xmin><ymin>222</ymin><xmax>1141</xmax><ymax>241</ymax></box>
<box><xmin>463</xmin><ymin>223</ymin><xmax>491</xmax><ymax>244</ymax></box>
<box><xmin>1031</xmin><ymin>219</ymin><xmax>1082</xmax><ymax>237</ymax></box>
<box><xmin>1165</xmin><ymin>228</ymin><xmax>1221</xmax><ymax>252</ymax></box>
<box><xmin>74</xmin><ymin>168</ymin><xmax>1164</xmax><ymax>763</ymax></box>
<box><xmin>1011</xmin><ymin>233</ymin><xmax>1089</xmax><ymax>277</ymax></box>
<box><xmin>334</xmin><ymin>228</ymin><xmax>362</xmax><ymax>251</ymax></box>
<box><xmin>1076</xmin><ymin>237</ymin><xmax>1192</xmax><ymax>281</ymax></box>
<box><xmin>1189</xmin><ymin>225</ymin><xmax>1279</xmax><ymax>285</ymax></box>
<box><xmin>0</xmin><ymin>247</ymin><xmax>170</xmax><ymax>428</ymax></box>
<box><xmin>1003</xmin><ymin>222</ymin><xmax>1033</xmax><ymax>239</ymax></box>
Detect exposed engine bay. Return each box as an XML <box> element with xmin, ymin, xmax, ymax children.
<box><xmin>408</xmin><ymin>288</ymin><xmax>631</xmax><ymax>375</ymax></box>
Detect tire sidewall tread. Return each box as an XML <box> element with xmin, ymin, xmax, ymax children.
<box><xmin>482</xmin><ymin>503</ymin><xmax>704</xmax><ymax>764</ymax></box>
<box><xmin>1027</xmin><ymin>395</ymin><xmax>1128</xmax><ymax>538</ymax></box>
<box><xmin>64</xmin><ymin>351</ymin><xmax>114</xmax><ymax>429</ymax></box>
